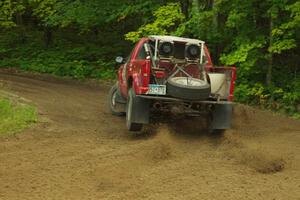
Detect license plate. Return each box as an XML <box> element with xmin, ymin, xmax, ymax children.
<box><xmin>147</xmin><ymin>84</ymin><xmax>166</xmax><ymax>95</ymax></box>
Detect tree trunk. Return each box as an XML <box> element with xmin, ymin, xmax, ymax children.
<box><xmin>16</xmin><ymin>12</ymin><xmax>26</xmax><ymax>43</ymax></box>
<box><xmin>44</xmin><ymin>26</ymin><xmax>52</xmax><ymax>47</ymax></box>
<box><xmin>180</xmin><ymin>0</ymin><xmax>192</xmax><ymax>19</ymax></box>
<box><xmin>93</xmin><ymin>27</ymin><xmax>99</xmax><ymax>41</ymax></box>
<box><xmin>205</xmin><ymin>0</ymin><xmax>214</xmax><ymax>10</ymax></box>
<box><xmin>215</xmin><ymin>2</ymin><xmax>228</xmax><ymax>65</ymax></box>
<box><xmin>266</xmin><ymin>17</ymin><xmax>273</xmax><ymax>86</ymax></box>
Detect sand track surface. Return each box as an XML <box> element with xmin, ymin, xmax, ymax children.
<box><xmin>0</xmin><ymin>71</ymin><xmax>299</xmax><ymax>200</ymax></box>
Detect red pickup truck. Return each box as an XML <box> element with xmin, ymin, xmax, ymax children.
<box><xmin>108</xmin><ymin>35</ymin><xmax>236</xmax><ymax>132</ymax></box>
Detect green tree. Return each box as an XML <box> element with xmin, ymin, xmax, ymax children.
<box><xmin>125</xmin><ymin>3</ymin><xmax>185</xmax><ymax>42</ymax></box>
<box><xmin>0</xmin><ymin>0</ymin><xmax>25</xmax><ymax>27</ymax></box>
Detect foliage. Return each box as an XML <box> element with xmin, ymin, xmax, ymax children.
<box><xmin>269</xmin><ymin>1</ymin><xmax>300</xmax><ymax>54</ymax></box>
<box><xmin>220</xmin><ymin>41</ymin><xmax>266</xmax><ymax>66</ymax></box>
<box><xmin>0</xmin><ymin>46</ymin><xmax>116</xmax><ymax>80</ymax></box>
<box><xmin>0</xmin><ymin>29</ymin><xmax>120</xmax><ymax>79</ymax></box>
<box><xmin>125</xmin><ymin>3</ymin><xmax>185</xmax><ymax>42</ymax></box>
<box><xmin>0</xmin><ymin>98</ymin><xmax>37</xmax><ymax>136</ymax></box>
<box><xmin>0</xmin><ymin>0</ymin><xmax>25</xmax><ymax>27</ymax></box>
<box><xmin>28</xmin><ymin>0</ymin><xmax>58</xmax><ymax>25</ymax></box>
<box><xmin>235</xmin><ymin>82</ymin><xmax>300</xmax><ymax>118</ymax></box>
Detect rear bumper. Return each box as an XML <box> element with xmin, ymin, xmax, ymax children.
<box><xmin>137</xmin><ymin>95</ymin><xmax>234</xmax><ymax>105</ymax></box>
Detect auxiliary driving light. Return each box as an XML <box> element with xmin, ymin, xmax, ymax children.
<box><xmin>185</xmin><ymin>44</ymin><xmax>200</xmax><ymax>60</ymax></box>
<box><xmin>159</xmin><ymin>41</ymin><xmax>174</xmax><ymax>57</ymax></box>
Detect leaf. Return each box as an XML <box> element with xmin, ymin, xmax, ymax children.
<box><xmin>125</xmin><ymin>3</ymin><xmax>185</xmax><ymax>42</ymax></box>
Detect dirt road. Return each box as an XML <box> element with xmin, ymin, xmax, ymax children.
<box><xmin>0</xmin><ymin>71</ymin><xmax>299</xmax><ymax>200</ymax></box>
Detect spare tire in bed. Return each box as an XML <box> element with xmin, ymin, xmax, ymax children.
<box><xmin>167</xmin><ymin>77</ymin><xmax>210</xmax><ymax>100</ymax></box>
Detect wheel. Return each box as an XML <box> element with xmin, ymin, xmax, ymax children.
<box><xmin>209</xmin><ymin>129</ymin><xmax>225</xmax><ymax>135</ymax></box>
<box><xmin>126</xmin><ymin>88</ymin><xmax>143</xmax><ymax>131</ymax></box>
<box><xmin>108</xmin><ymin>82</ymin><xmax>125</xmax><ymax>116</ymax></box>
<box><xmin>167</xmin><ymin>77</ymin><xmax>210</xmax><ymax>100</ymax></box>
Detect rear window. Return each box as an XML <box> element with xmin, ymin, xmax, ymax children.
<box><xmin>136</xmin><ymin>45</ymin><xmax>147</xmax><ymax>60</ymax></box>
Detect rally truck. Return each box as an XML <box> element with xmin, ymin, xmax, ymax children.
<box><xmin>108</xmin><ymin>35</ymin><xmax>236</xmax><ymax>132</ymax></box>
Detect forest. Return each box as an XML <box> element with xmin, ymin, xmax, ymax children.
<box><xmin>0</xmin><ymin>0</ymin><xmax>299</xmax><ymax>117</ymax></box>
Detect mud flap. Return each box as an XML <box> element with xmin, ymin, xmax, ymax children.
<box><xmin>131</xmin><ymin>96</ymin><xmax>150</xmax><ymax>124</ymax></box>
<box><xmin>211</xmin><ymin>104</ymin><xmax>233</xmax><ymax>129</ymax></box>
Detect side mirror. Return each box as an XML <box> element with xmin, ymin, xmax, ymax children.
<box><xmin>115</xmin><ymin>56</ymin><xmax>124</xmax><ymax>64</ymax></box>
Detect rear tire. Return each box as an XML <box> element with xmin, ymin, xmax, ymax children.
<box><xmin>108</xmin><ymin>82</ymin><xmax>125</xmax><ymax>116</ymax></box>
<box><xmin>126</xmin><ymin>88</ymin><xmax>143</xmax><ymax>131</ymax></box>
<box><xmin>209</xmin><ymin>129</ymin><xmax>225</xmax><ymax>135</ymax></box>
<box><xmin>167</xmin><ymin>77</ymin><xmax>210</xmax><ymax>100</ymax></box>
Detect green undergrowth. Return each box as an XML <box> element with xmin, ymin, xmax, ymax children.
<box><xmin>0</xmin><ymin>98</ymin><xmax>37</xmax><ymax>136</ymax></box>
<box><xmin>235</xmin><ymin>82</ymin><xmax>300</xmax><ymax>119</ymax></box>
<box><xmin>0</xmin><ymin>30</ymin><xmax>120</xmax><ymax>80</ymax></box>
